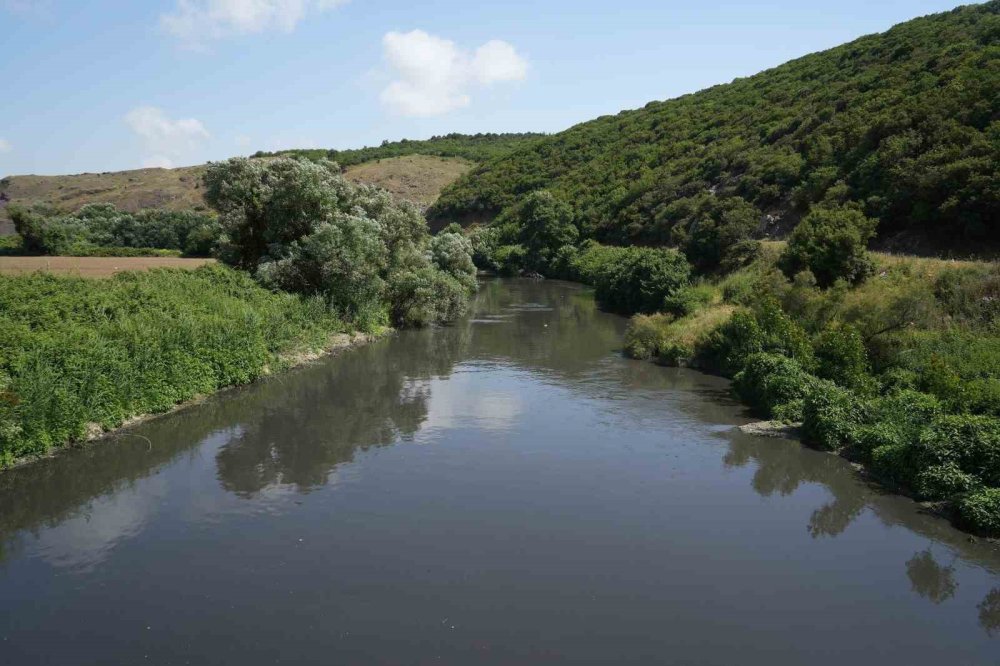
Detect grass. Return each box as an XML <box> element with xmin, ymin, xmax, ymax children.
<box><xmin>0</xmin><ymin>264</ymin><xmax>347</xmax><ymax>465</ymax></box>
<box><xmin>343</xmin><ymin>155</ymin><xmax>474</xmax><ymax>209</ymax></box>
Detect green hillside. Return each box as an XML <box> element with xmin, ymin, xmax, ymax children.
<box><xmin>255</xmin><ymin>132</ymin><xmax>547</xmax><ymax>167</ymax></box>
<box><xmin>431</xmin><ymin>2</ymin><xmax>999</xmax><ymax>254</ymax></box>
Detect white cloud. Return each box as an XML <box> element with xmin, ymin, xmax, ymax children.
<box><xmin>125</xmin><ymin>106</ymin><xmax>210</xmax><ymax>169</ymax></box>
<box><xmin>380</xmin><ymin>30</ymin><xmax>528</xmax><ymax>117</ymax></box>
<box><xmin>161</xmin><ymin>0</ymin><xmax>350</xmax><ymax>47</ymax></box>
<box><xmin>0</xmin><ymin>138</ymin><xmax>11</xmax><ymax>154</ymax></box>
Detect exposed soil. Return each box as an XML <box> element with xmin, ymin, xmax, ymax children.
<box><xmin>0</xmin><ymin>256</ymin><xmax>216</xmax><ymax>277</ymax></box>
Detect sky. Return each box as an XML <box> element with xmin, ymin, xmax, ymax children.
<box><xmin>0</xmin><ymin>0</ymin><xmax>975</xmax><ymax>176</ymax></box>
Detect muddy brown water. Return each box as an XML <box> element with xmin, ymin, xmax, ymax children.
<box><xmin>1</xmin><ymin>279</ymin><xmax>999</xmax><ymax>665</ymax></box>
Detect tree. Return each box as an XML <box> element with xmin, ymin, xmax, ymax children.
<box><xmin>779</xmin><ymin>205</ymin><xmax>877</xmax><ymax>287</ymax></box>
<box><xmin>204</xmin><ymin>157</ymin><xmax>475</xmax><ymax>328</ymax></box>
<box><xmin>506</xmin><ymin>190</ymin><xmax>578</xmax><ymax>274</ymax></box>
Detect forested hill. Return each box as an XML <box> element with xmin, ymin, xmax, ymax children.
<box><xmin>430</xmin><ymin>2</ymin><xmax>999</xmax><ymax>254</ymax></box>
<box><xmin>253</xmin><ymin>133</ymin><xmax>547</xmax><ymax>167</ymax></box>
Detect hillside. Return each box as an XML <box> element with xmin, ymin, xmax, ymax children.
<box><xmin>256</xmin><ymin>132</ymin><xmax>546</xmax><ymax>166</ymax></box>
<box><xmin>0</xmin><ymin>155</ymin><xmax>475</xmax><ymax>235</ymax></box>
<box><xmin>430</xmin><ymin>2</ymin><xmax>1000</xmax><ymax>255</ymax></box>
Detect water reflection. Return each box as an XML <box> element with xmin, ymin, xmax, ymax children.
<box><xmin>1</xmin><ymin>278</ymin><xmax>1000</xmax><ymax>655</ymax></box>
<box><xmin>980</xmin><ymin>588</ymin><xmax>1000</xmax><ymax>636</ymax></box>
<box><xmin>906</xmin><ymin>549</ymin><xmax>958</xmax><ymax>604</ymax></box>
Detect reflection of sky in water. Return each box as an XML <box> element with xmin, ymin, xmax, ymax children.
<box><xmin>413</xmin><ymin>367</ymin><xmax>524</xmax><ymax>438</ymax></box>
<box><xmin>33</xmin><ymin>476</ymin><xmax>167</xmax><ymax>573</ymax></box>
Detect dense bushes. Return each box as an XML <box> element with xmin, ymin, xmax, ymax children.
<box><xmin>256</xmin><ymin>132</ymin><xmax>546</xmax><ymax>167</ymax></box>
<box><xmin>431</xmin><ymin>3</ymin><xmax>1000</xmax><ymax>252</ymax></box>
<box><xmin>0</xmin><ymin>265</ymin><xmax>344</xmax><ymax>464</ymax></box>
<box><xmin>778</xmin><ymin>206</ymin><xmax>877</xmax><ymax>287</ymax></box>
<box><xmin>204</xmin><ymin>157</ymin><xmax>476</xmax><ymax>329</ymax></box>
<box><xmin>10</xmin><ymin>203</ymin><xmax>220</xmax><ymax>256</ymax></box>
<box><xmin>587</xmin><ymin>245</ymin><xmax>690</xmax><ymax>315</ymax></box>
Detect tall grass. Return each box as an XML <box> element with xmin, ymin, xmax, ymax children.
<box><xmin>0</xmin><ymin>264</ymin><xmax>344</xmax><ymax>464</ymax></box>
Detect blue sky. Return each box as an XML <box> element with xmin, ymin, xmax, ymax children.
<box><xmin>0</xmin><ymin>0</ymin><xmax>974</xmax><ymax>176</ymax></box>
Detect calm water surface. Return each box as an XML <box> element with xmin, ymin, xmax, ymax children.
<box><xmin>1</xmin><ymin>279</ymin><xmax>999</xmax><ymax>665</ymax></box>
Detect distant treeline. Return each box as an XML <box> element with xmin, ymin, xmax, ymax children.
<box><xmin>253</xmin><ymin>133</ymin><xmax>547</xmax><ymax>167</ymax></box>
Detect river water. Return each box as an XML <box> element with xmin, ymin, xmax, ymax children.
<box><xmin>1</xmin><ymin>279</ymin><xmax>999</xmax><ymax>665</ymax></box>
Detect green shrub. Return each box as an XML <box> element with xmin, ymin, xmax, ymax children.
<box><xmin>801</xmin><ymin>379</ymin><xmax>867</xmax><ymax>451</ymax></box>
<box><xmin>733</xmin><ymin>353</ymin><xmax>817</xmax><ymax>420</ymax></box>
<box><xmin>8</xmin><ymin>203</ymin><xmax>220</xmax><ymax>256</ymax></box>
<box><xmin>0</xmin><ymin>265</ymin><xmax>344</xmax><ymax>462</ymax></box>
<box><xmin>591</xmin><ymin>246</ymin><xmax>691</xmax><ymax>315</ymax></box>
<box><xmin>915</xmin><ymin>415</ymin><xmax>1000</xmax><ymax>487</ymax></box>
<box><xmin>957</xmin><ymin>488</ymin><xmax>1000</xmax><ymax>537</ymax></box>
<box><xmin>698</xmin><ymin>300</ymin><xmax>812</xmax><ymax>376</ymax></box>
<box><xmin>663</xmin><ymin>283</ymin><xmax>715</xmax><ymax>317</ymax></box>
<box><xmin>493</xmin><ymin>244</ymin><xmax>526</xmax><ymax>276</ymax></box>
<box><xmin>778</xmin><ymin>205</ymin><xmax>877</xmax><ymax>287</ymax></box>
<box><xmin>915</xmin><ymin>463</ymin><xmax>981</xmax><ymax>500</ymax></box>
<box><xmin>658</xmin><ymin>341</ymin><xmax>694</xmax><ymax>367</ymax></box>
<box><xmin>813</xmin><ymin>323</ymin><xmax>872</xmax><ymax>393</ymax></box>
<box><xmin>624</xmin><ymin>314</ymin><xmax>673</xmax><ymax>360</ymax></box>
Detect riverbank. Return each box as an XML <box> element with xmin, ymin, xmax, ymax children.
<box><xmin>619</xmin><ymin>244</ymin><xmax>1000</xmax><ymax>537</ymax></box>
<box><xmin>0</xmin><ymin>265</ymin><xmax>377</xmax><ymax>468</ymax></box>
<box><xmin>3</xmin><ymin>328</ymin><xmax>386</xmax><ymax>472</ymax></box>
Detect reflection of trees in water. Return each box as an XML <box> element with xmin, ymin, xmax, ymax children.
<box><xmin>979</xmin><ymin>588</ymin><xmax>1000</xmax><ymax>637</ymax></box>
<box><xmin>0</xmin><ymin>395</ymin><xmax>256</xmax><ymax>564</ymax></box>
<box><xmin>722</xmin><ymin>434</ymin><xmax>865</xmax><ymax>538</ymax></box>
<box><xmin>722</xmin><ymin>432</ymin><xmax>1000</xmax><ymax>636</ymax></box>
<box><xmin>905</xmin><ymin>549</ymin><xmax>958</xmax><ymax>604</ymax></box>
<box><xmin>215</xmin><ymin>322</ymin><xmax>471</xmax><ymax>497</ymax></box>
<box><xmin>468</xmin><ymin>279</ymin><xmax>624</xmax><ymax>377</ymax></box>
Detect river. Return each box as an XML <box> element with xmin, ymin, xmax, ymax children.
<box><xmin>1</xmin><ymin>278</ymin><xmax>998</xmax><ymax>664</ymax></box>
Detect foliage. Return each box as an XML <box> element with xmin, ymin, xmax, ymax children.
<box><xmin>958</xmin><ymin>487</ymin><xmax>1000</xmax><ymax>536</ymax></box>
<box><xmin>0</xmin><ymin>265</ymin><xmax>343</xmax><ymax>465</ymax></box>
<box><xmin>570</xmin><ymin>243</ymin><xmax>690</xmax><ymax>315</ymax></box>
<box><xmin>733</xmin><ymin>353</ymin><xmax>817</xmax><ymax>420</ymax></box>
<box><xmin>698</xmin><ymin>299</ymin><xmax>813</xmax><ymax>376</ymax></box>
<box><xmin>9</xmin><ymin>203</ymin><xmax>219</xmax><ymax>256</ymax></box>
<box><xmin>812</xmin><ymin>323</ymin><xmax>872</xmax><ymax>392</ymax></box>
<box><xmin>500</xmin><ymin>191</ymin><xmax>579</xmax><ymax>274</ymax></box>
<box><xmin>254</xmin><ymin>132</ymin><xmax>547</xmax><ymax>166</ymax></box>
<box><xmin>623</xmin><ymin>313</ymin><xmax>674</xmax><ymax>360</ymax></box>
<box><xmin>204</xmin><ymin>157</ymin><xmax>475</xmax><ymax>328</ymax></box>
<box><xmin>432</xmin><ymin>3</ymin><xmax>1000</xmax><ymax>252</ymax></box>
<box><xmin>778</xmin><ymin>205</ymin><xmax>877</xmax><ymax>287</ymax></box>
<box><xmin>801</xmin><ymin>379</ymin><xmax>867</xmax><ymax>451</ymax></box>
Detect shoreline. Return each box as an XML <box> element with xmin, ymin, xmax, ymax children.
<box><xmin>4</xmin><ymin>328</ymin><xmax>391</xmax><ymax>472</ymax></box>
<box><xmin>738</xmin><ymin>419</ymin><xmax>998</xmax><ymax>544</ymax></box>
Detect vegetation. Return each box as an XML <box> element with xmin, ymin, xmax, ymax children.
<box><xmin>9</xmin><ymin>203</ymin><xmax>219</xmax><ymax>256</ymax></box>
<box><xmin>432</xmin><ymin>2</ymin><xmax>1000</xmax><ymax>255</ymax></box>
<box><xmin>0</xmin><ymin>265</ymin><xmax>345</xmax><ymax>465</ymax></box>
<box><xmin>0</xmin><ymin>157</ymin><xmax>479</xmax><ymax>467</ymax></box>
<box><xmin>255</xmin><ymin>133</ymin><xmax>546</xmax><ymax>167</ymax></box>
<box><xmin>204</xmin><ymin>157</ymin><xmax>476</xmax><ymax>329</ymax></box>
<box><xmin>609</xmin><ymin>244</ymin><xmax>1000</xmax><ymax>536</ymax></box>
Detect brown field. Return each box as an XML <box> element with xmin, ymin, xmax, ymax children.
<box><xmin>0</xmin><ymin>256</ymin><xmax>216</xmax><ymax>278</ymax></box>
<box><xmin>344</xmin><ymin>155</ymin><xmax>473</xmax><ymax>209</ymax></box>
<box><xmin>0</xmin><ymin>154</ymin><xmax>472</xmax><ymax>235</ymax></box>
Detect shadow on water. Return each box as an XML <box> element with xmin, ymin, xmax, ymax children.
<box><xmin>2</xmin><ymin>277</ymin><xmax>1000</xmax><ymax>646</ymax></box>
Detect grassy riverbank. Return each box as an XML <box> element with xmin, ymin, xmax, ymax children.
<box><xmin>619</xmin><ymin>244</ymin><xmax>1000</xmax><ymax>536</ymax></box>
<box><xmin>0</xmin><ymin>265</ymin><xmax>352</xmax><ymax>465</ymax></box>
